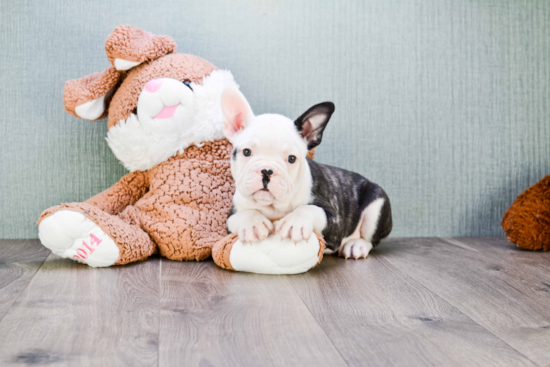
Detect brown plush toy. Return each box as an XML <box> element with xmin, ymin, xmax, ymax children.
<box><xmin>502</xmin><ymin>175</ymin><xmax>550</xmax><ymax>251</ymax></box>
<box><xmin>38</xmin><ymin>25</ymin><xmax>240</xmax><ymax>267</ymax></box>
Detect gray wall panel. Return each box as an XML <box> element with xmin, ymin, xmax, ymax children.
<box><xmin>1</xmin><ymin>0</ymin><xmax>549</xmax><ymax>238</ymax></box>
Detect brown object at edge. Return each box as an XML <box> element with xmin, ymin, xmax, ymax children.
<box><xmin>502</xmin><ymin>175</ymin><xmax>550</xmax><ymax>251</ymax></box>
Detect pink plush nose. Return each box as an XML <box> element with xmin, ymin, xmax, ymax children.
<box><xmin>145</xmin><ymin>79</ymin><xmax>162</xmax><ymax>93</ymax></box>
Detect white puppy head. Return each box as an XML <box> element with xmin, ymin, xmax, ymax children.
<box><xmin>221</xmin><ymin>87</ymin><xmax>334</xmax><ymax>214</ymax></box>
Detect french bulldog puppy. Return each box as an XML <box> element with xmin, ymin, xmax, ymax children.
<box><xmin>221</xmin><ymin>88</ymin><xmax>392</xmax><ymax>259</ymax></box>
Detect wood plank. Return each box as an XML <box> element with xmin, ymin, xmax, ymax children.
<box><xmin>378</xmin><ymin>237</ymin><xmax>550</xmax><ymax>366</ymax></box>
<box><xmin>287</xmin><ymin>255</ymin><xmax>536</xmax><ymax>367</ymax></box>
<box><xmin>159</xmin><ymin>259</ymin><xmax>348</xmax><ymax>367</ymax></box>
<box><xmin>448</xmin><ymin>237</ymin><xmax>550</xmax><ymax>281</ymax></box>
<box><xmin>0</xmin><ymin>253</ymin><xmax>160</xmax><ymax>367</ymax></box>
<box><xmin>0</xmin><ymin>240</ymin><xmax>50</xmax><ymax>321</ymax></box>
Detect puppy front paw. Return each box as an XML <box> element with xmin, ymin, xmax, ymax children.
<box><xmin>275</xmin><ymin>213</ymin><xmax>314</xmax><ymax>244</ymax></box>
<box><xmin>338</xmin><ymin>239</ymin><xmax>373</xmax><ymax>260</ymax></box>
<box><xmin>235</xmin><ymin>212</ymin><xmax>274</xmax><ymax>244</ymax></box>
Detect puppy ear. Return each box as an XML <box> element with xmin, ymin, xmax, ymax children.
<box><xmin>294</xmin><ymin>102</ymin><xmax>335</xmax><ymax>150</ymax></box>
<box><xmin>221</xmin><ymin>87</ymin><xmax>254</xmax><ymax>141</ymax></box>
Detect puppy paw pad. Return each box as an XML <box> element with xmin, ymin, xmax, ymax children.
<box><xmin>339</xmin><ymin>239</ymin><xmax>373</xmax><ymax>260</ymax></box>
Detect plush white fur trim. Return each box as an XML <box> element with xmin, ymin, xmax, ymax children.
<box><xmin>106</xmin><ymin>70</ymin><xmax>239</xmax><ymax>172</ymax></box>
<box><xmin>229</xmin><ymin>232</ymin><xmax>321</xmax><ymax>275</ymax></box>
<box><xmin>75</xmin><ymin>94</ymin><xmax>107</xmax><ymax>120</ymax></box>
<box><xmin>114</xmin><ymin>58</ymin><xmax>142</xmax><ymax>71</ymax></box>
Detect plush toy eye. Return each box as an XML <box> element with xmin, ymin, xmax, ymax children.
<box><xmin>182</xmin><ymin>80</ymin><xmax>193</xmax><ymax>90</ymax></box>
<box><xmin>288</xmin><ymin>155</ymin><xmax>296</xmax><ymax>164</ymax></box>
<box><xmin>243</xmin><ymin>149</ymin><xmax>252</xmax><ymax>157</ymax></box>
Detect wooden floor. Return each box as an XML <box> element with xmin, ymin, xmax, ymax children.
<box><xmin>0</xmin><ymin>238</ymin><xmax>549</xmax><ymax>367</ymax></box>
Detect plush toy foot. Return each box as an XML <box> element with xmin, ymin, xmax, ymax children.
<box><xmin>38</xmin><ymin>210</ymin><xmax>119</xmax><ymax>267</ymax></box>
<box><xmin>212</xmin><ymin>232</ymin><xmax>325</xmax><ymax>275</ymax></box>
<box><xmin>338</xmin><ymin>239</ymin><xmax>373</xmax><ymax>260</ymax></box>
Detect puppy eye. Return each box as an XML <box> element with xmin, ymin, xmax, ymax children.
<box><xmin>288</xmin><ymin>155</ymin><xmax>296</xmax><ymax>164</ymax></box>
<box><xmin>243</xmin><ymin>149</ymin><xmax>252</xmax><ymax>157</ymax></box>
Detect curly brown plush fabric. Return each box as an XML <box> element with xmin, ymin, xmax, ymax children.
<box><xmin>311</xmin><ymin>231</ymin><xmax>326</xmax><ymax>269</ymax></box>
<box><xmin>63</xmin><ymin>66</ymin><xmax>122</xmax><ymax>120</ymax></box>
<box><xmin>86</xmin><ymin>170</ymin><xmax>149</xmax><ymax>215</ymax></box>
<box><xmin>105</xmin><ymin>25</ymin><xmax>177</xmax><ymax>65</ymax></box>
<box><xmin>502</xmin><ymin>175</ymin><xmax>550</xmax><ymax>251</ymax></box>
<box><xmin>212</xmin><ymin>233</ymin><xmax>238</xmax><ymax>270</ymax></box>
<box><xmin>39</xmin><ymin>139</ymin><xmax>234</xmax><ymax>264</ymax></box>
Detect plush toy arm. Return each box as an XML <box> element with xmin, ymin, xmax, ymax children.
<box><xmin>212</xmin><ymin>230</ymin><xmax>326</xmax><ymax>275</ymax></box>
<box><xmin>214</xmin><ymin>210</ymin><xmax>327</xmax><ymax>275</ymax></box>
<box><xmin>85</xmin><ymin>170</ymin><xmax>149</xmax><ymax>215</ymax></box>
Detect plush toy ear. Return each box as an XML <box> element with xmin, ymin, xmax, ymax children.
<box><xmin>221</xmin><ymin>87</ymin><xmax>254</xmax><ymax>141</ymax></box>
<box><xmin>63</xmin><ymin>66</ymin><xmax>121</xmax><ymax>121</ymax></box>
<box><xmin>294</xmin><ymin>102</ymin><xmax>335</xmax><ymax>150</ymax></box>
<box><xmin>105</xmin><ymin>25</ymin><xmax>177</xmax><ymax>71</ymax></box>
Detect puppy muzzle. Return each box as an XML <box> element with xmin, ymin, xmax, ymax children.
<box><xmin>236</xmin><ymin>160</ymin><xmax>292</xmax><ymax>203</ymax></box>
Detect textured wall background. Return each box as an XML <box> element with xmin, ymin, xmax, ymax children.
<box><xmin>1</xmin><ymin>0</ymin><xmax>549</xmax><ymax>239</ymax></box>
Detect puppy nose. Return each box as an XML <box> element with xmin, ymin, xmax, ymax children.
<box><xmin>261</xmin><ymin>169</ymin><xmax>273</xmax><ymax>189</ymax></box>
<box><xmin>145</xmin><ymin>79</ymin><xmax>162</xmax><ymax>93</ymax></box>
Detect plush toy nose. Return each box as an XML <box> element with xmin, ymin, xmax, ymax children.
<box><xmin>145</xmin><ymin>79</ymin><xmax>162</xmax><ymax>93</ymax></box>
